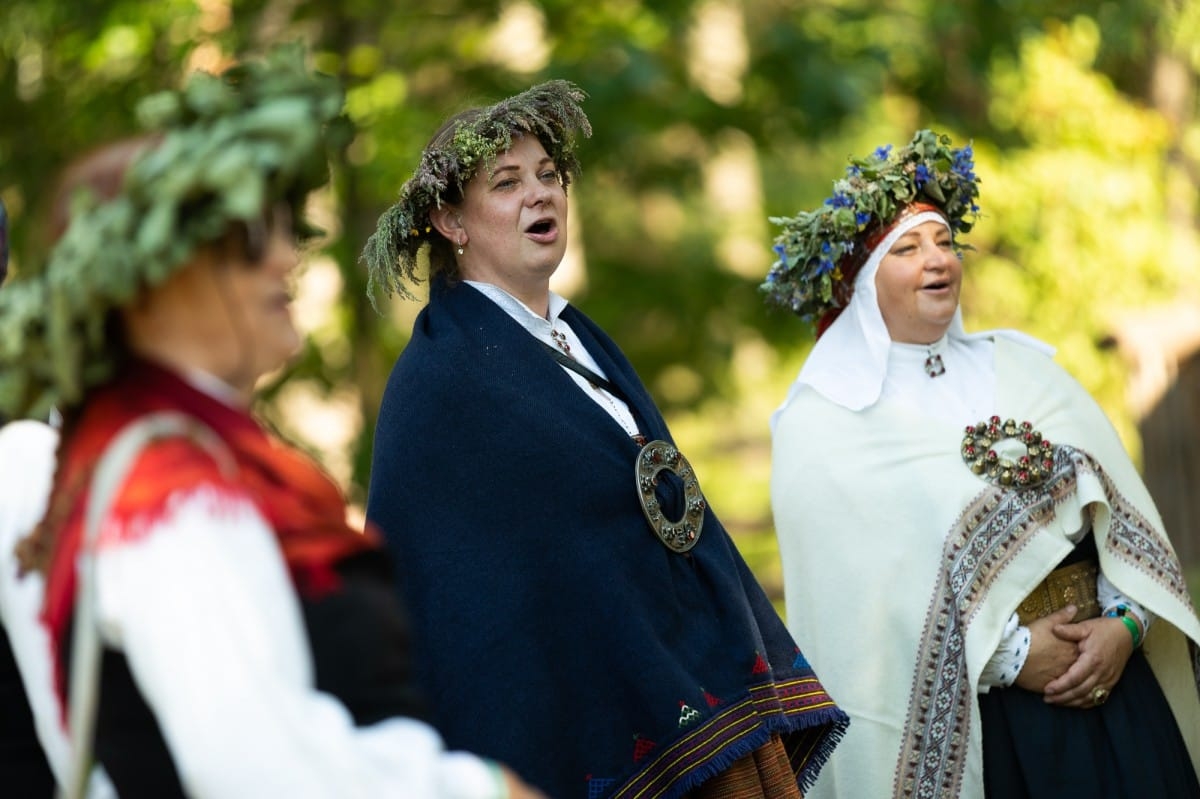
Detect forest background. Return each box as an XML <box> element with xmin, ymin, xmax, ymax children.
<box><xmin>3</xmin><ymin>0</ymin><xmax>1199</xmax><ymax>607</ymax></box>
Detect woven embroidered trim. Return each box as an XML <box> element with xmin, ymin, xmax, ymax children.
<box><xmin>891</xmin><ymin>445</ymin><xmax>1196</xmax><ymax>798</ymax></box>
<box><xmin>587</xmin><ymin>776</ymin><xmax>618</xmax><ymax>799</ymax></box>
<box><xmin>610</xmin><ymin>676</ymin><xmax>842</xmax><ymax>799</ymax></box>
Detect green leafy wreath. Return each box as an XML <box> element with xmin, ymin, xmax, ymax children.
<box><xmin>763</xmin><ymin>129</ymin><xmax>981</xmax><ymax>324</ymax></box>
<box><xmin>362</xmin><ymin>79</ymin><xmax>591</xmax><ymax>305</ymax></box>
<box><xmin>0</xmin><ymin>44</ymin><xmax>351</xmax><ymax>420</ymax></box>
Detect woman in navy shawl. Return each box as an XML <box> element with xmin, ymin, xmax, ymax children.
<box><xmin>362</xmin><ymin>81</ymin><xmax>847</xmax><ymax>799</ymax></box>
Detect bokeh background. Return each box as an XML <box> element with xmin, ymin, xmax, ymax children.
<box><xmin>3</xmin><ymin>0</ymin><xmax>1200</xmax><ymax>607</ymax></box>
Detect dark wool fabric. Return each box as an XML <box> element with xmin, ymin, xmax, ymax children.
<box><xmin>367</xmin><ymin>279</ymin><xmax>846</xmax><ymax>799</ymax></box>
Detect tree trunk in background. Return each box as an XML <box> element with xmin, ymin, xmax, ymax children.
<box><xmin>1141</xmin><ymin>354</ymin><xmax>1200</xmax><ymax>569</ymax></box>
<box><xmin>301</xmin><ymin>9</ymin><xmax>392</xmax><ymax>502</ymax></box>
<box><xmin>1138</xmin><ymin>41</ymin><xmax>1200</xmax><ymax>571</ymax></box>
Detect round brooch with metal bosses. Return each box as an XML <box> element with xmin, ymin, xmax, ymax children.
<box><xmin>635</xmin><ymin>439</ymin><xmax>706</xmax><ymax>553</ymax></box>
<box><xmin>961</xmin><ymin>416</ymin><xmax>1054</xmax><ymax>488</ymax></box>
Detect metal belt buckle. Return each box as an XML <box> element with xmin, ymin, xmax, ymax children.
<box><xmin>1016</xmin><ymin>559</ymin><xmax>1100</xmax><ymax>625</ymax></box>
<box><xmin>635</xmin><ymin>439</ymin><xmax>705</xmax><ymax>553</ymax></box>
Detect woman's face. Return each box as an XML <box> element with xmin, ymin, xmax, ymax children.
<box><xmin>123</xmin><ymin>220</ymin><xmax>302</xmax><ymax>398</ymax></box>
<box><xmin>442</xmin><ymin>134</ymin><xmax>567</xmax><ymax>310</ymax></box>
<box><xmin>874</xmin><ymin>219</ymin><xmax>961</xmax><ymax>344</ymax></box>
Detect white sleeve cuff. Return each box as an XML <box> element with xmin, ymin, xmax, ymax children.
<box><xmin>355</xmin><ymin>717</ymin><xmax>507</xmax><ymax>799</ymax></box>
<box><xmin>1098</xmin><ymin>571</ymin><xmax>1153</xmax><ymax>635</ymax></box>
<box><xmin>979</xmin><ymin>611</ymin><xmax>1030</xmax><ymax>691</ymax></box>
<box><xmin>439</xmin><ymin>753</ymin><xmax>509</xmax><ymax>799</ymax></box>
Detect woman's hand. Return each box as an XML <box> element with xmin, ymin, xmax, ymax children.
<box><xmin>1041</xmin><ymin>615</ymin><xmax>1135</xmax><ymax>708</ymax></box>
<box><xmin>500</xmin><ymin>766</ymin><xmax>551</xmax><ymax>799</ymax></box>
<box><xmin>1013</xmin><ymin>605</ymin><xmax>1081</xmax><ymax>693</ymax></box>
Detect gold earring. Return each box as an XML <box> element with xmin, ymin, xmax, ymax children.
<box><xmin>457</xmin><ymin>241</ymin><xmax>465</xmax><ymax>255</ymax></box>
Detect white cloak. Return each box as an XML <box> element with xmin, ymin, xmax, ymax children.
<box><xmin>772</xmin><ymin>336</ymin><xmax>1200</xmax><ymax>798</ymax></box>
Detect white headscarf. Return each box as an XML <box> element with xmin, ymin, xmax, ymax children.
<box><xmin>772</xmin><ymin>210</ymin><xmax>1051</xmax><ymax>427</ymax></box>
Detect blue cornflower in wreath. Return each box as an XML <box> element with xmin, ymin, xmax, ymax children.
<box><xmin>762</xmin><ymin>129</ymin><xmax>981</xmax><ymax>331</ymax></box>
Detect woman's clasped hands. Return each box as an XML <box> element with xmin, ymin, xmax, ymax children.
<box><xmin>1015</xmin><ymin>604</ymin><xmax>1137</xmax><ymax>709</ymax></box>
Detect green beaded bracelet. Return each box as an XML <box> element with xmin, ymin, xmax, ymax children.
<box><xmin>1105</xmin><ymin>605</ymin><xmax>1142</xmax><ymax>648</ymax></box>
<box><xmin>1118</xmin><ymin>614</ymin><xmax>1142</xmax><ymax>648</ymax></box>
<box><xmin>1104</xmin><ymin>605</ymin><xmax>1143</xmax><ymax>648</ymax></box>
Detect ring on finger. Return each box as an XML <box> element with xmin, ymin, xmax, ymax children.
<box><xmin>1090</xmin><ymin>685</ymin><xmax>1110</xmax><ymax>706</ymax></box>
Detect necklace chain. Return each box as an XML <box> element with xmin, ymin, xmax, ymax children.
<box><xmin>549</xmin><ymin>324</ymin><xmax>641</xmax><ymax>440</ymax></box>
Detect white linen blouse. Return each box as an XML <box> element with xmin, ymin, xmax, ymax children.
<box><xmin>0</xmin><ymin>375</ymin><xmax>507</xmax><ymax>798</ymax></box>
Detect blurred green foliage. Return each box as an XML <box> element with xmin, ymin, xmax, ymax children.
<box><xmin>3</xmin><ymin>0</ymin><xmax>1198</xmax><ymax>606</ymax></box>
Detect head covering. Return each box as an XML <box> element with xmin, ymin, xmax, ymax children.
<box><xmin>362</xmin><ymin>79</ymin><xmax>591</xmax><ymax>304</ymax></box>
<box><xmin>763</xmin><ymin>129</ymin><xmax>981</xmax><ymax>330</ymax></box>
<box><xmin>0</xmin><ymin>45</ymin><xmax>350</xmax><ymax>421</ymax></box>
<box><xmin>768</xmin><ymin>132</ymin><xmax>1051</xmax><ymax>419</ymax></box>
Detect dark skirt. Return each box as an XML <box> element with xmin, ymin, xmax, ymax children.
<box><xmin>0</xmin><ymin>627</ymin><xmax>55</xmax><ymax>797</ymax></box>
<box><xmin>979</xmin><ymin>648</ymin><xmax>1200</xmax><ymax>798</ymax></box>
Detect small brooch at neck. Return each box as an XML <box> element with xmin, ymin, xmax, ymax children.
<box><xmin>924</xmin><ymin>345</ymin><xmax>946</xmax><ymax>378</ymax></box>
<box><xmin>549</xmin><ymin>327</ymin><xmax>572</xmax><ymax>356</ymax></box>
<box><xmin>961</xmin><ymin>416</ymin><xmax>1055</xmax><ymax>488</ymax></box>
<box><xmin>924</xmin><ymin>352</ymin><xmax>945</xmax><ymax>378</ymax></box>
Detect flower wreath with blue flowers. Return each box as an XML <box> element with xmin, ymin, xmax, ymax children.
<box><xmin>762</xmin><ymin>129</ymin><xmax>981</xmax><ymax>324</ymax></box>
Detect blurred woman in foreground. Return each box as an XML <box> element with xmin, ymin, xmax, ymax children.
<box><xmin>0</xmin><ymin>48</ymin><xmax>541</xmax><ymax>799</ymax></box>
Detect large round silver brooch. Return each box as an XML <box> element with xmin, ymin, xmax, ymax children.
<box><xmin>962</xmin><ymin>416</ymin><xmax>1054</xmax><ymax>488</ymax></box>
<box><xmin>635</xmin><ymin>439</ymin><xmax>706</xmax><ymax>553</ymax></box>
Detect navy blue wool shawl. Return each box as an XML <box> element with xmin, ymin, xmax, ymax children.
<box><xmin>367</xmin><ymin>280</ymin><xmax>846</xmax><ymax>799</ymax></box>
